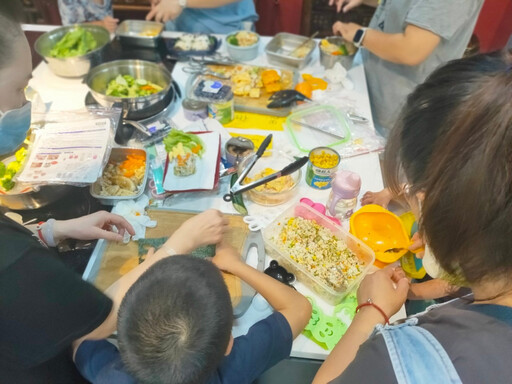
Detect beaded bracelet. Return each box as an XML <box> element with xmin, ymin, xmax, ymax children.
<box><xmin>355</xmin><ymin>298</ymin><xmax>390</xmax><ymax>325</ymax></box>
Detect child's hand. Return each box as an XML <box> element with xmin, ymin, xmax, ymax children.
<box><xmin>357</xmin><ymin>265</ymin><xmax>409</xmax><ymax>318</ymax></box>
<box><xmin>409</xmin><ymin>232</ymin><xmax>425</xmax><ymax>258</ymax></box>
<box><xmin>212</xmin><ymin>242</ymin><xmax>242</xmax><ymax>274</ymax></box>
<box><xmin>171</xmin><ymin>209</ymin><xmax>229</xmax><ymax>253</ymax></box>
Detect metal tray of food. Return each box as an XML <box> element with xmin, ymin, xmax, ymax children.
<box><xmin>116</xmin><ymin>20</ymin><xmax>164</xmax><ymax>48</ymax></box>
<box><xmin>166</xmin><ymin>34</ymin><xmax>220</xmax><ymax>57</ymax></box>
<box><xmin>265</xmin><ymin>32</ymin><xmax>316</xmax><ymax>70</ymax></box>
<box><xmin>90</xmin><ymin>147</ymin><xmax>149</xmax><ymax>205</ymax></box>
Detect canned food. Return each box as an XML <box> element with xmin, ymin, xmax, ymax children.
<box><xmin>182</xmin><ymin>98</ymin><xmax>208</xmax><ymax>121</ymax></box>
<box><xmin>208</xmin><ymin>93</ymin><xmax>234</xmax><ymax>125</ymax></box>
<box><xmin>305</xmin><ymin>147</ymin><xmax>340</xmax><ymax>189</ymax></box>
<box><xmin>225</xmin><ymin>137</ymin><xmax>254</xmax><ymax>167</ymax></box>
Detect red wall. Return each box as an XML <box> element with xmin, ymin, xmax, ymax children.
<box><xmin>474</xmin><ymin>0</ymin><xmax>512</xmax><ymax>52</ymax></box>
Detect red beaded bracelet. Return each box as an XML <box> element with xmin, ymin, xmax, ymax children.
<box><xmin>355</xmin><ymin>298</ymin><xmax>390</xmax><ymax>325</ymax></box>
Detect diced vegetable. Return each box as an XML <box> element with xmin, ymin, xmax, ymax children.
<box><xmin>0</xmin><ymin>147</ymin><xmax>27</xmax><ymax>191</ymax></box>
<box><xmin>163</xmin><ymin>130</ymin><xmax>206</xmax><ymax>159</ymax></box>
<box><xmin>106</xmin><ymin>74</ymin><xmax>163</xmax><ymax>98</ymax></box>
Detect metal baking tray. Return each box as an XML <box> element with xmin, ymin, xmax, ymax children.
<box><xmin>116</xmin><ymin>20</ymin><xmax>164</xmax><ymax>48</ymax></box>
<box><xmin>90</xmin><ymin>147</ymin><xmax>149</xmax><ymax>205</ymax></box>
<box><xmin>265</xmin><ymin>32</ymin><xmax>316</xmax><ymax>70</ymax></box>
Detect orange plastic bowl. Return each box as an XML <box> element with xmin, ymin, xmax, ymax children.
<box><xmin>350</xmin><ymin>204</ymin><xmax>410</xmax><ymax>264</ymax></box>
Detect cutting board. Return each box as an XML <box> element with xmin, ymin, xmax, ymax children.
<box><xmin>206</xmin><ymin>64</ymin><xmax>298</xmax><ymax>116</ymax></box>
<box><xmin>93</xmin><ymin>209</ymin><xmax>249</xmax><ymax>307</ymax></box>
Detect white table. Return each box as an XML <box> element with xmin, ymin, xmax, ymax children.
<box><xmin>27</xmin><ymin>29</ymin><xmax>405</xmax><ymax>361</ymax></box>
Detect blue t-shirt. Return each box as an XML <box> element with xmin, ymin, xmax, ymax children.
<box><xmin>75</xmin><ymin>312</ymin><xmax>292</xmax><ymax>384</ymax></box>
<box><xmin>166</xmin><ymin>0</ymin><xmax>258</xmax><ymax>34</ymax></box>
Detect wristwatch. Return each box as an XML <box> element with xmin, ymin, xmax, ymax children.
<box><xmin>353</xmin><ymin>27</ymin><xmax>368</xmax><ymax>48</ymax></box>
<box><xmin>178</xmin><ymin>0</ymin><xmax>187</xmax><ymax>8</ymax></box>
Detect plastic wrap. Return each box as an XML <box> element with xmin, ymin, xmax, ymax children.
<box><xmin>16</xmin><ymin>107</ymin><xmax>121</xmax><ymax>186</ymax></box>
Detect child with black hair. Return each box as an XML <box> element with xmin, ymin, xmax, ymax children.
<box><xmin>73</xmin><ymin>242</ymin><xmax>312</xmax><ymax>384</ymax></box>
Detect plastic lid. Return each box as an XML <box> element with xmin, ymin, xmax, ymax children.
<box><xmin>331</xmin><ymin>170</ymin><xmax>361</xmax><ymax>199</ymax></box>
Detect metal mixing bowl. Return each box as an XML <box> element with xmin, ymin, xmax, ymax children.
<box><xmin>85</xmin><ymin>60</ymin><xmax>173</xmax><ymax>116</ymax></box>
<box><xmin>34</xmin><ymin>24</ymin><xmax>110</xmax><ymax>78</ymax></box>
<box><xmin>319</xmin><ymin>36</ymin><xmax>357</xmax><ymax>70</ymax></box>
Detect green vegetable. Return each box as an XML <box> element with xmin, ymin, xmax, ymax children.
<box><xmin>163</xmin><ymin>130</ymin><xmax>206</xmax><ymax>158</ymax></box>
<box><xmin>230</xmin><ymin>173</ymin><xmax>248</xmax><ymax>216</ymax></box>
<box><xmin>338</xmin><ymin>44</ymin><xmax>348</xmax><ymax>56</ymax></box>
<box><xmin>105</xmin><ymin>74</ymin><xmax>163</xmax><ymax>98</ymax></box>
<box><xmin>0</xmin><ymin>147</ymin><xmax>27</xmax><ymax>191</ymax></box>
<box><xmin>50</xmin><ymin>27</ymin><xmax>97</xmax><ymax>58</ymax></box>
<box><xmin>227</xmin><ymin>35</ymin><xmax>239</xmax><ymax>46</ymax></box>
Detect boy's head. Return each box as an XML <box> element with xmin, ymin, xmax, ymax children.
<box><xmin>118</xmin><ymin>255</ymin><xmax>233</xmax><ymax>384</ymax></box>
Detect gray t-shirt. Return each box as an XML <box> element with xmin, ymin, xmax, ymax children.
<box><xmin>362</xmin><ymin>0</ymin><xmax>484</xmax><ymax>135</ymax></box>
<box><xmin>331</xmin><ymin>299</ymin><xmax>512</xmax><ymax>383</ymax></box>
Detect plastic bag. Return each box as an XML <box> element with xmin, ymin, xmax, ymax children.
<box><xmin>16</xmin><ymin>107</ymin><xmax>121</xmax><ymax>186</ymax></box>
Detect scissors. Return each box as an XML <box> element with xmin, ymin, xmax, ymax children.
<box><xmin>223</xmin><ymin>134</ymin><xmax>309</xmax><ymax>202</ymax></box>
<box><xmin>242</xmin><ymin>210</ymin><xmax>279</xmax><ymax>231</ymax></box>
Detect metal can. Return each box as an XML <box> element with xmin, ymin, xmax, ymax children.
<box><xmin>305</xmin><ymin>147</ymin><xmax>341</xmax><ymax>189</ymax></box>
<box><xmin>182</xmin><ymin>98</ymin><xmax>208</xmax><ymax>121</ymax></box>
<box><xmin>225</xmin><ymin>137</ymin><xmax>254</xmax><ymax>167</ymax></box>
<box><xmin>208</xmin><ymin>92</ymin><xmax>234</xmax><ymax>125</ymax></box>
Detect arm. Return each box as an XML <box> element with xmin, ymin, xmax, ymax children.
<box><xmin>329</xmin><ymin>0</ymin><xmax>378</xmax><ymax>13</ymax></box>
<box><xmin>146</xmin><ymin>0</ymin><xmax>239</xmax><ymax>22</ymax></box>
<box><xmin>333</xmin><ymin>22</ymin><xmax>441</xmax><ymax>66</ymax></box>
<box><xmin>86</xmin><ymin>17</ymin><xmax>119</xmax><ymax>33</ymax></box>
<box><xmin>213</xmin><ymin>244</ymin><xmax>312</xmax><ymax>338</ymax></box>
<box><xmin>72</xmin><ymin>209</ymin><xmax>229</xmax><ymax>358</ymax></box>
<box><xmin>408</xmin><ymin>279</ymin><xmax>455</xmax><ymax>301</ymax></box>
<box><xmin>313</xmin><ymin>265</ymin><xmax>409</xmax><ymax>384</ymax></box>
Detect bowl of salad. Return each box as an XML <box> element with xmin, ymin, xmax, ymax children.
<box><xmin>85</xmin><ymin>59</ymin><xmax>173</xmax><ymax>115</ymax></box>
<box><xmin>35</xmin><ymin>24</ymin><xmax>110</xmax><ymax>78</ymax></box>
<box><xmin>226</xmin><ymin>31</ymin><xmax>260</xmax><ymax>61</ymax></box>
<box><xmin>319</xmin><ymin>37</ymin><xmax>357</xmax><ymax>70</ymax></box>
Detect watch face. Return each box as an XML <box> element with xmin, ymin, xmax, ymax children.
<box><xmin>354</xmin><ymin>29</ymin><xmax>364</xmax><ymax>44</ymax></box>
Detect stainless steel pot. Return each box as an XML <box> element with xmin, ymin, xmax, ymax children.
<box><xmin>34</xmin><ymin>24</ymin><xmax>110</xmax><ymax>78</ymax></box>
<box><xmin>85</xmin><ymin>60</ymin><xmax>173</xmax><ymax>117</ymax></box>
<box><xmin>319</xmin><ymin>36</ymin><xmax>357</xmax><ymax>70</ymax></box>
<box><xmin>0</xmin><ymin>185</ymin><xmax>74</xmax><ymax>210</ymax></box>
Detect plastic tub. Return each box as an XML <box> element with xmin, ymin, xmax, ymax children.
<box><xmin>263</xmin><ymin>202</ymin><xmax>375</xmax><ymax>305</ymax></box>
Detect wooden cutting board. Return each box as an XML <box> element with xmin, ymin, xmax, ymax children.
<box><xmin>206</xmin><ymin>64</ymin><xmax>297</xmax><ymax>113</ymax></box>
<box><xmin>93</xmin><ymin>209</ymin><xmax>249</xmax><ymax>307</ymax></box>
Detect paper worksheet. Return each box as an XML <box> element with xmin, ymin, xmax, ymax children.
<box><xmin>17</xmin><ymin>118</ymin><xmax>111</xmax><ymax>185</ymax></box>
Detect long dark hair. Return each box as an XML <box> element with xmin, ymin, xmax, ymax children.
<box><xmin>384</xmin><ymin>51</ymin><xmax>512</xmax><ymax>285</ymax></box>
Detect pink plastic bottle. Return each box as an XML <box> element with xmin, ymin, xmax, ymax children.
<box><xmin>326</xmin><ymin>170</ymin><xmax>361</xmax><ymax>220</ymax></box>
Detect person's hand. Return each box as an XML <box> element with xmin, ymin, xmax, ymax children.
<box><xmin>408</xmin><ymin>232</ymin><xmax>425</xmax><ymax>258</ymax></box>
<box><xmin>146</xmin><ymin>0</ymin><xmax>184</xmax><ymax>22</ymax></box>
<box><xmin>357</xmin><ymin>265</ymin><xmax>410</xmax><ymax>318</ymax></box>
<box><xmin>361</xmin><ymin>188</ymin><xmax>393</xmax><ymax>208</ymax></box>
<box><xmin>101</xmin><ymin>16</ymin><xmax>119</xmax><ymax>33</ymax></box>
<box><xmin>53</xmin><ymin>211</ymin><xmax>135</xmax><ymax>243</ymax></box>
<box><xmin>212</xmin><ymin>242</ymin><xmax>242</xmax><ymax>273</ymax></box>
<box><xmin>329</xmin><ymin>0</ymin><xmax>364</xmax><ymax>13</ymax></box>
<box><xmin>166</xmin><ymin>209</ymin><xmax>229</xmax><ymax>254</ymax></box>
<box><xmin>332</xmin><ymin>21</ymin><xmax>362</xmax><ymax>43</ymax></box>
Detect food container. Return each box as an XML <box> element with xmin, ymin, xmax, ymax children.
<box><xmin>286</xmin><ymin>105</ymin><xmax>351</xmax><ymax>153</ymax></box>
<box><xmin>265</xmin><ymin>33</ymin><xmax>316</xmax><ymax>70</ymax></box>
<box><xmin>226</xmin><ymin>31</ymin><xmax>260</xmax><ymax>61</ymax></box>
<box><xmin>319</xmin><ymin>36</ymin><xmax>357</xmax><ymax>70</ymax></box>
<box><xmin>237</xmin><ymin>150</ymin><xmax>301</xmax><ymax>206</ymax></box>
<box><xmin>34</xmin><ymin>24</ymin><xmax>110</xmax><ymax>78</ymax></box>
<box><xmin>208</xmin><ymin>96</ymin><xmax>234</xmax><ymax>125</ymax></box>
<box><xmin>225</xmin><ymin>137</ymin><xmax>254</xmax><ymax>167</ymax></box>
<box><xmin>167</xmin><ymin>34</ymin><xmax>220</xmax><ymax>57</ymax></box>
<box><xmin>182</xmin><ymin>98</ymin><xmax>208</xmax><ymax>121</ymax></box>
<box><xmin>263</xmin><ymin>202</ymin><xmax>375</xmax><ymax>305</ymax></box>
<box><xmin>350</xmin><ymin>204</ymin><xmax>410</xmax><ymax>264</ymax></box>
<box><xmin>116</xmin><ymin>20</ymin><xmax>164</xmax><ymax>48</ymax></box>
<box><xmin>85</xmin><ymin>60</ymin><xmax>173</xmax><ymax>116</ymax></box>
<box><xmin>90</xmin><ymin>147</ymin><xmax>149</xmax><ymax>205</ymax></box>
<box><xmin>306</xmin><ymin>147</ymin><xmax>340</xmax><ymax>190</ymax></box>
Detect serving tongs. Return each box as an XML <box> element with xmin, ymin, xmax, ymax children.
<box><xmin>223</xmin><ymin>134</ymin><xmax>309</xmax><ymax>202</ymax></box>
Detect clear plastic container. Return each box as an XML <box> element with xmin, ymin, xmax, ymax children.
<box><xmin>263</xmin><ymin>202</ymin><xmax>375</xmax><ymax>305</ymax></box>
<box><xmin>286</xmin><ymin>105</ymin><xmax>351</xmax><ymax>153</ymax></box>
